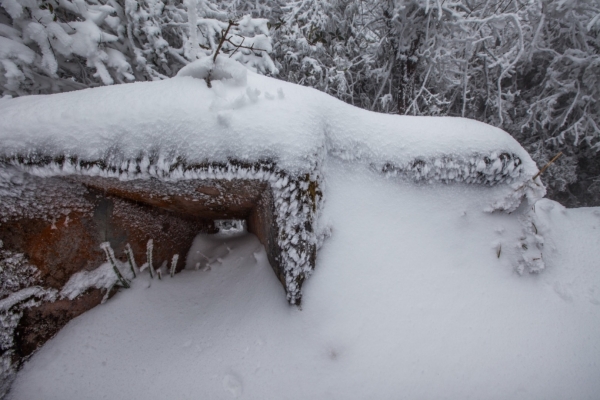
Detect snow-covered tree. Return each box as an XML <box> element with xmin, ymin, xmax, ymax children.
<box><xmin>0</xmin><ymin>0</ymin><xmax>276</xmax><ymax>95</ymax></box>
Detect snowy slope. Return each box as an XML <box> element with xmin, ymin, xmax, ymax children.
<box><xmin>8</xmin><ymin>161</ymin><xmax>600</xmax><ymax>400</ymax></box>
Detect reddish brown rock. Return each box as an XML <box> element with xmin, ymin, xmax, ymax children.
<box><xmin>0</xmin><ymin>166</ymin><xmax>318</xmax><ymax>391</ymax></box>
<box><xmin>2</xmin><ymin>214</ymin><xmax>103</xmax><ymax>289</ymax></box>
<box><xmin>14</xmin><ymin>288</ymin><xmax>110</xmax><ymax>359</ymax></box>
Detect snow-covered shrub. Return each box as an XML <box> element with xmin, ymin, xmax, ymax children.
<box><xmin>0</xmin><ymin>0</ymin><xmax>276</xmax><ymax>95</ymax></box>
<box><xmin>0</xmin><ymin>0</ymin><xmax>135</xmax><ymax>94</ymax></box>
<box><xmin>272</xmin><ymin>0</ymin><xmax>364</xmax><ymax>106</ymax></box>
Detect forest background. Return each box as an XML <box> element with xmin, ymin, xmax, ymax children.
<box><xmin>1</xmin><ymin>0</ymin><xmax>598</xmax><ymax>206</ymax></box>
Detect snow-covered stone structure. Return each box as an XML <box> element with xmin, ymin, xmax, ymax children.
<box><xmin>0</xmin><ymin>58</ymin><xmax>545</xmax><ymax>392</ymax></box>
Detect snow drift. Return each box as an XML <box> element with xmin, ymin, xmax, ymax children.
<box><xmin>0</xmin><ymin>58</ymin><xmax>540</xmax><ymax>191</ymax></box>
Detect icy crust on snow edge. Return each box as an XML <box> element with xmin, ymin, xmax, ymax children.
<box><xmin>0</xmin><ymin>158</ymin><xmax>322</xmax><ymax>305</ymax></box>
<box><xmin>0</xmin><ymin>57</ymin><xmax>540</xmax><ymax>185</ymax></box>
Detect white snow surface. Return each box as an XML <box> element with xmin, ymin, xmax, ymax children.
<box><xmin>0</xmin><ymin>58</ymin><xmax>538</xmax><ymax>182</ymax></box>
<box><xmin>8</xmin><ymin>161</ymin><xmax>600</xmax><ymax>400</ymax></box>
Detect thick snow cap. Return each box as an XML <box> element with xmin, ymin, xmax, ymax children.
<box><xmin>0</xmin><ymin>57</ymin><xmax>543</xmax><ymax>207</ymax></box>
<box><xmin>176</xmin><ymin>56</ymin><xmax>248</xmax><ymax>86</ymax></box>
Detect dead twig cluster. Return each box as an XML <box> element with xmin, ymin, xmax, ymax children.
<box><xmin>206</xmin><ymin>19</ymin><xmax>269</xmax><ymax>88</ymax></box>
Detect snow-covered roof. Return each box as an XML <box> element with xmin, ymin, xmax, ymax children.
<box><xmin>0</xmin><ymin>57</ymin><xmax>541</xmax><ymax>199</ymax></box>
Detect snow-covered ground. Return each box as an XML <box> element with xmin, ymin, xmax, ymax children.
<box><xmin>8</xmin><ymin>160</ymin><xmax>600</xmax><ymax>400</ymax></box>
